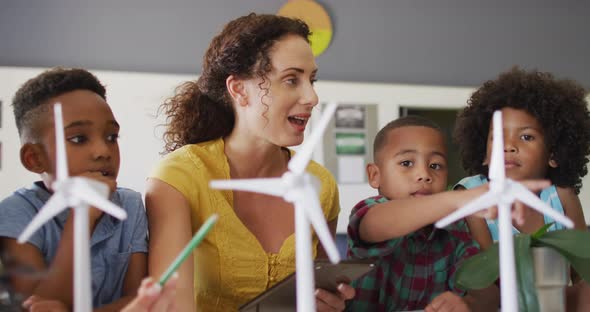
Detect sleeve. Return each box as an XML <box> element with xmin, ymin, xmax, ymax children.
<box><xmin>149</xmin><ymin>148</ymin><xmax>199</xmax><ymax>203</ymax></box>
<box><xmin>122</xmin><ymin>190</ymin><xmax>148</xmax><ymax>254</ymax></box>
<box><xmin>346</xmin><ymin>196</ymin><xmax>404</xmax><ymax>259</ymax></box>
<box><xmin>0</xmin><ymin>194</ymin><xmax>45</xmax><ymax>251</ymax></box>
<box><xmin>453</xmin><ymin>175</ymin><xmax>487</xmax><ymax>190</ymax></box>
<box><xmin>446</xmin><ymin>219</ymin><xmax>481</xmax><ymax>294</ymax></box>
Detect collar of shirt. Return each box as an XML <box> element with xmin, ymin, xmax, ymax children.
<box><xmin>30</xmin><ymin>181</ymin><xmax>122</xmax><ymax>246</ymax></box>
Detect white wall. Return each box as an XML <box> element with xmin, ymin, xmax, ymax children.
<box><xmin>1</xmin><ymin>67</ymin><xmax>589</xmax><ymax>234</ymax></box>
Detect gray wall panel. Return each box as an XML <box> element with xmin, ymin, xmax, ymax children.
<box><xmin>1</xmin><ymin>0</ymin><xmax>588</xmax><ymax>87</ymax></box>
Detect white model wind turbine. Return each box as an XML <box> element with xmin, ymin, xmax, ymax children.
<box><xmin>18</xmin><ymin>104</ymin><xmax>127</xmax><ymax>312</ymax></box>
<box><xmin>210</xmin><ymin>102</ymin><xmax>341</xmax><ymax>312</ymax></box>
<box><xmin>435</xmin><ymin>110</ymin><xmax>573</xmax><ymax>311</ymax></box>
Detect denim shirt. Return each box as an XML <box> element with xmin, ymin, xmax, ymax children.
<box><xmin>0</xmin><ymin>182</ymin><xmax>148</xmax><ymax>307</ymax></box>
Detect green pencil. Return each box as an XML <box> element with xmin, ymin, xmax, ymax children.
<box><xmin>158</xmin><ymin>214</ymin><xmax>219</xmax><ymax>285</ymax></box>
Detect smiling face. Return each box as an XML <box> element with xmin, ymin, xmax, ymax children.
<box><xmin>238</xmin><ymin>34</ymin><xmax>319</xmax><ymax>147</ymax></box>
<box><xmin>35</xmin><ymin>90</ymin><xmax>120</xmax><ymax>188</ymax></box>
<box><xmin>368</xmin><ymin>126</ymin><xmax>448</xmax><ymax>200</ymax></box>
<box><xmin>484</xmin><ymin>107</ymin><xmax>556</xmax><ymax>181</ymax></box>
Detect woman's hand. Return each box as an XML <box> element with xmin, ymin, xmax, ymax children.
<box><xmin>121</xmin><ymin>274</ymin><xmax>178</xmax><ymax>312</ymax></box>
<box><xmin>473</xmin><ymin>179</ymin><xmax>550</xmax><ymax>224</ymax></box>
<box><xmin>22</xmin><ymin>295</ymin><xmax>68</xmax><ymax>312</ymax></box>
<box><xmin>315</xmin><ymin>283</ymin><xmax>355</xmax><ymax>311</ymax></box>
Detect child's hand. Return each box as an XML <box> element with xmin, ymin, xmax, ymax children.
<box><xmin>425</xmin><ymin>291</ymin><xmax>470</xmax><ymax>312</ymax></box>
<box><xmin>315</xmin><ymin>283</ymin><xmax>355</xmax><ymax>311</ymax></box>
<box><xmin>22</xmin><ymin>295</ymin><xmax>68</xmax><ymax>312</ymax></box>
<box><xmin>473</xmin><ymin>179</ymin><xmax>550</xmax><ymax>225</ymax></box>
<box><xmin>122</xmin><ymin>274</ymin><xmax>179</xmax><ymax>312</ymax></box>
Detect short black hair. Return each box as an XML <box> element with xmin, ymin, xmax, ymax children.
<box><xmin>373</xmin><ymin>115</ymin><xmax>444</xmax><ymax>159</ymax></box>
<box><xmin>454</xmin><ymin>67</ymin><xmax>590</xmax><ymax>193</ymax></box>
<box><xmin>12</xmin><ymin>67</ymin><xmax>106</xmax><ymax>140</ymax></box>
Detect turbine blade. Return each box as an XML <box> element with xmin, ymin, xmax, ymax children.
<box><xmin>209</xmin><ymin>178</ymin><xmax>286</xmax><ymax>197</ymax></box>
<box><xmin>19</xmin><ymin>193</ymin><xmax>68</xmax><ymax>243</ymax></box>
<box><xmin>435</xmin><ymin>192</ymin><xmax>498</xmax><ymax>228</ymax></box>
<box><xmin>54</xmin><ymin>104</ymin><xmax>69</xmax><ymax>181</ymax></box>
<box><xmin>510</xmin><ymin>182</ymin><xmax>574</xmax><ymax>229</ymax></box>
<box><xmin>309</xmin><ymin>175</ymin><xmax>321</xmax><ymax>195</ymax></box>
<box><xmin>488</xmin><ymin>111</ymin><xmax>505</xmax><ymax>182</ymax></box>
<box><xmin>75</xmin><ymin>182</ymin><xmax>127</xmax><ymax>220</ymax></box>
<box><xmin>288</xmin><ymin>102</ymin><xmax>338</xmax><ymax>175</ymax></box>
<box><xmin>299</xmin><ymin>184</ymin><xmax>340</xmax><ymax>264</ymax></box>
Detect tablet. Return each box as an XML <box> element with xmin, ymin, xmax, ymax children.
<box><xmin>239</xmin><ymin>259</ymin><xmax>375</xmax><ymax>312</ymax></box>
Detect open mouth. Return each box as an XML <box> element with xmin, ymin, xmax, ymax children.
<box><xmin>287</xmin><ymin>115</ymin><xmax>310</xmax><ymax>132</ymax></box>
<box><xmin>288</xmin><ymin>116</ymin><xmax>308</xmax><ymax>125</ymax></box>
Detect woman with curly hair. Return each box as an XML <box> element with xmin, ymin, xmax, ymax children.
<box><xmin>144</xmin><ymin>13</ymin><xmax>353</xmax><ymax>311</ymax></box>
<box><xmin>454</xmin><ymin>67</ymin><xmax>590</xmax><ymax>309</ymax></box>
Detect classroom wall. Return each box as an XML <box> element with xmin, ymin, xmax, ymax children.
<box><xmin>1</xmin><ymin>1</ymin><xmax>589</xmax><ymax>88</ymax></box>
<box><xmin>1</xmin><ymin>67</ymin><xmax>589</xmax><ymax>233</ymax></box>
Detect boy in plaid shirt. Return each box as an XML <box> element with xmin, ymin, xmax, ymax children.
<box><xmin>346</xmin><ymin>116</ymin><xmax>509</xmax><ymax>311</ymax></box>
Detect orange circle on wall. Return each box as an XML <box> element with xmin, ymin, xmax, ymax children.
<box><xmin>278</xmin><ymin>0</ymin><xmax>333</xmax><ymax>56</ymax></box>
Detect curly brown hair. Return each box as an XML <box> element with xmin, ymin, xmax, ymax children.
<box><xmin>454</xmin><ymin>67</ymin><xmax>590</xmax><ymax>193</ymax></box>
<box><xmin>159</xmin><ymin>13</ymin><xmax>311</xmax><ymax>153</ymax></box>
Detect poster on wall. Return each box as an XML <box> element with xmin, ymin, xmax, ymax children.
<box><xmin>335</xmin><ymin>106</ymin><xmax>365</xmax><ymax>129</ymax></box>
<box><xmin>322</xmin><ymin>104</ymin><xmax>378</xmax><ymax>184</ymax></box>
<box><xmin>335</xmin><ymin>132</ymin><xmax>365</xmax><ymax>155</ymax></box>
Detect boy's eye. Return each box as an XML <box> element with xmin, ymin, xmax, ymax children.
<box><xmin>67</xmin><ymin>135</ymin><xmax>87</xmax><ymax>144</ymax></box>
<box><xmin>430</xmin><ymin>162</ymin><xmax>446</xmax><ymax>170</ymax></box>
<box><xmin>107</xmin><ymin>133</ymin><xmax>120</xmax><ymax>142</ymax></box>
<box><xmin>310</xmin><ymin>78</ymin><xmax>318</xmax><ymax>85</ymax></box>
<box><xmin>520</xmin><ymin>134</ymin><xmax>534</xmax><ymax>141</ymax></box>
<box><xmin>400</xmin><ymin>160</ymin><xmax>413</xmax><ymax>167</ymax></box>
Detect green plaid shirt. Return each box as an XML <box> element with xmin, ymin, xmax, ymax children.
<box><xmin>346</xmin><ymin>196</ymin><xmax>480</xmax><ymax>311</ymax></box>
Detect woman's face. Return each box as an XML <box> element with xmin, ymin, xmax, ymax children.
<box><xmin>240</xmin><ymin>34</ymin><xmax>319</xmax><ymax>147</ymax></box>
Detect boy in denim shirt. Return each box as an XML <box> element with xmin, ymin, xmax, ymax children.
<box><xmin>0</xmin><ymin>68</ymin><xmax>148</xmax><ymax>310</ymax></box>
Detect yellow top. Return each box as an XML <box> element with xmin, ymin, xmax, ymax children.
<box><xmin>149</xmin><ymin>138</ymin><xmax>340</xmax><ymax>311</ymax></box>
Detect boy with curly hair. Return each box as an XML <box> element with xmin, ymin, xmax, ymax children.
<box><xmin>0</xmin><ymin>67</ymin><xmax>148</xmax><ymax>311</ymax></box>
<box><xmin>454</xmin><ymin>67</ymin><xmax>590</xmax><ymax>310</ymax></box>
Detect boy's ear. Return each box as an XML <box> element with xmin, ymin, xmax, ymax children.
<box><xmin>366</xmin><ymin>163</ymin><xmax>381</xmax><ymax>189</ymax></box>
<box><xmin>482</xmin><ymin>155</ymin><xmax>489</xmax><ymax>166</ymax></box>
<box><xmin>20</xmin><ymin>143</ymin><xmax>48</xmax><ymax>174</ymax></box>
<box><xmin>548</xmin><ymin>154</ymin><xmax>558</xmax><ymax>168</ymax></box>
<box><xmin>226</xmin><ymin>75</ymin><xmax>247</xmax><ymax>107</ymax></box>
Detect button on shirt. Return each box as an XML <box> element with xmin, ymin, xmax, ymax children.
<box><xmin>0</xmin><ymin>182</ymin><xmax>148</xmax><ymax>307</ymax></box>
<box><xmin>346</xmin><ymin>196</ymin><xmax>480</xmax><ymax>311</ymax></box>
